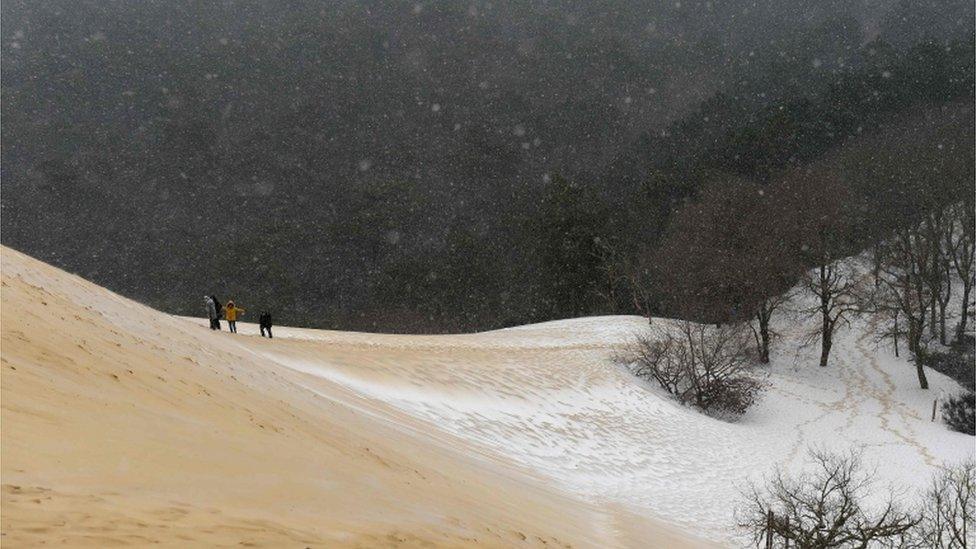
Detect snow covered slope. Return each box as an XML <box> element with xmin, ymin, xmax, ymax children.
<box><xmin>3</xmin><ymin>246</ymin><xmax>972</xmax><ymax>546</ymax></box>
<box><xmin>246</xmin><ymin>313</ymin><xmax>973</xmax><ymax>544</ymax></box>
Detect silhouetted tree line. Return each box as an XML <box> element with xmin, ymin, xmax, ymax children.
<box><xmin>1</xmin><ymin>0</ymin><xmax>973</xmax><ymax>332</ymax></box>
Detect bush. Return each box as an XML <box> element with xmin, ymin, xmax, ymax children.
<box><xmin>920</xmin><ymin>349</ymin><xmax>975</xmax><ymax>391</ymax></box>
<box><xmin>942</xmin><ymin>392</ymin><xmax>975</xmax><ymax>436</ymax></box>
<box><xmin>620</xmin><ymin>321</ymin><xmax>765</xmax><ymax>417</ymax></box>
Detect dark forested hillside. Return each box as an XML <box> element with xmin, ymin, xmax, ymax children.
<box><xmin>2</xmin><ymin>0</ymin><xmax>973</xmax><ymax>331</ymax></box>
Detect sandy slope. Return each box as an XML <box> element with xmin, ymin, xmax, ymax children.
<box><xmin>0</xmin><ymin>246</ymin><xmax>708</xmax><ymax>547</ymax></box>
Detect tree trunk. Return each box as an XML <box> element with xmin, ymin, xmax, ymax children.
<box><xmin>907</xmin><ymin>321</ymin><xmax>929</xmax><ymax>389</ymax></box>
<box><xmin>756</xmin><ymin>310</ymin><xmax>771</xmax><ymax>364</ymax></box>
<box><xmin>938</xmin><ymin>299</ymin><xmax>947</xmax><ymax>345</ymax></box>
<box><xmin>929</xmin><ymin>295</ymin><xmax>937</xmax><ymax>338</ymax></box>
<box><xmin>936</xmin><ymin>270</ymin><xmax>951</xmax><ymax>346</ymax></box>
<box><xmin>915</xmin><ymin>359</ymin><xmax>929</xmax><ymax>390</ymax></box>
<box><xmin>820</xmin><ymin>319</ymin><xmax>832</xmax><ymax>367</ymax></box>
<box><xmin>820</xmin><ymin>335</ymin><xmax>832</xmax><ymax>368</ymax></box>
<box><xmin>759</xmin><ymin>326</ymin><xmax>770</xmax><ymax>364</ymax></box>
<box><xmin>907</xmin><ymin>321</ymin><xmax>922</xmax><ymax>357</ymax></box>
<box><xmin>893</xmin><ymin>312</ymin><xmax>900</xmax><ymax>358</ymax></box>
<box><xmin>958</xmin><ymin>285</ymin><xmax>972</xmax><ymax>343</ymax></box>
<box><xmin>872</xmin><ymin>244</ymin><xmax>882</xmax><ymax>288</ymax></box>
<box><xmin>818</xmin><ymin>271</ymin><xmax>833</xmax><ymax>368</ymax></box>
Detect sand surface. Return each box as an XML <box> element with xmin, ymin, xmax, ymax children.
<box><xmin>1</xmin><ymin>247</ymin><xmax>709</xmax><ymax>548</ymax></box>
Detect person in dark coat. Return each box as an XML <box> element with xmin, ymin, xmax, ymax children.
<box><xmin>211</xmin><ymin>295</ymin><xmax>222</xmax><ymax>329</ymax></box>
<box><xmin>259</xmin><ymin>311</ymin><xmax>273</xmax><ymax>338</ymax></box>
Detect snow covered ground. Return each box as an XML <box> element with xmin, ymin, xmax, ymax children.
<box><xmin>250</xmin><ymin>312</ymin><xmax>973</xmax><ymax>544</ymax></box>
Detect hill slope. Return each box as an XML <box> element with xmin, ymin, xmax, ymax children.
<box><xmin>0</xmin><ymin>246</ymin><xmax>703</xmax><ymax>547</ymax></box>
<box><xmin>2</xmin><ymin>246</ymin><xmax>973</xmax><ymax>546</ymax></box>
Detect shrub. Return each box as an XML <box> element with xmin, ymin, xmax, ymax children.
<box><xmin>620</xmin><ymin>321</ymin><xmax>765</xmax><ymax>417</ymax></box>
<box><xmin>921</xmin><ymin>349</ymin><xmax>975</xmax><ymax>391</ymax></box>
<box><xmin>942</xmin><ymin>392</ymin><xmax>975</xmax><ymax>436</ymax></box>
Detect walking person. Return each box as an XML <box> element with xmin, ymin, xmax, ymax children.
<box><xmin>222</xmin><ymin>300</ymin><xmax>245</xmax><ymax>333</ymax></box>
<box><xmin>259</xmin><ymin>311</ymin><xmax>273</xmax><ymax>339</ymax></box>
<box><xmin>211</xmin><ymin>295</ymin><xmax>223</xmax><ymax>322</ymax></box>
<box><xmin>204</xmin><ymin>295</ymin><xmax>220</xmax><ymax>330</ymax></box>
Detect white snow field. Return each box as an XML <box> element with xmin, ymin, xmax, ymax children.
<box><xmin>224</xmin><ymin>309</ymin><xmax>974</xmax><ymax>545</ymax></box>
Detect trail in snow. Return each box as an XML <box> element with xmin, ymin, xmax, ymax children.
<box><xmin>849</xmin><ymin>317</ymin><xmax>937</xmax><ymax>466</ymax></box>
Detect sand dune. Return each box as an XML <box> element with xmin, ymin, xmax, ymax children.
<box><xmin>6</xmin><ymin>246</ymin><xmax>968</xmax><ymax>547</ymax></box>
<box><xmin>0</xmin><ymin>247</ymin><xmax>707</xmax><ymax>547</ymax></box>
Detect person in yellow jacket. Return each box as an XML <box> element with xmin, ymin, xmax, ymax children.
<box><xmin>222</xmin><ymin>301</ymin><xmax>245</xmax><ymax>333</ymax></box>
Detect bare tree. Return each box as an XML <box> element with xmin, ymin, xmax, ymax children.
<box><xmin>875</xmin><ymin>223</ymin><xmax>939</xmax><ymax>388</ymax></box>
<box><xmin>800</xmin><ymin>260</ymin><xmax>863</xmax><ymax>368</ymax></box>
<box><xmin>751</xmin><ymin>292</ymin><xmax>790</xmax><ymax>364</ymax></box>
<box><xmin>946</xmin><ymin>201</ymin><xmax>976</xmax><ymax>343</ymax></box>
<box><xmin>775</xmin><ymin>167</ymin><xmax>861</xmax><ymax>369</ymax></box>
<box><xmin>593</xmin><ymin>237</ymin><xmax>623</xmax><ymax>314</ymax></box>
<box><xmin>873</xmin><ymin>307</ymin><xmax>905</xmax><ymax>358</ymax></box>
<box><xmin>620</xmin><ymin>321</ymin><xmax>765</xmax><ymax>417</ymax></box>
<box><xmin>594</xmin><ymin>237</ymin><xmax>652</xmax><ymax>316</ymax></box>
<box><xmin>912</xmin><ymin>460</ymin><xmax>975</xmax><ymax>549</ymax></box>
<box><xmin>922</xmin><ymin>210</ymin><xmax>953</xmax><ymax>345</ymax></box>
<box><xmin>652</xmin><ymin>176</ymin><xmax>801</xmax><ymax>325</ymax></box>
<box><xmin>936</xmin><ymin>259</ymin><xmax>954</xmax><ymax>346</ymax></box>
<box><xmin>738</xmin><ymin>449</ymin><xmax>919</xmax><ymax>548</ymax></box>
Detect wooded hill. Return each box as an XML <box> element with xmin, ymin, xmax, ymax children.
<box><xmin>2</xmin><ymin>0</ymin><xmax>973</xmax><ymax>331</ymax></box>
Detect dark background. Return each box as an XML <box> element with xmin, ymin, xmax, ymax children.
<box><xmin>2</xmin><ymin>0</ymin><xmax>973</xmax><ymax>332</ymax></box>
